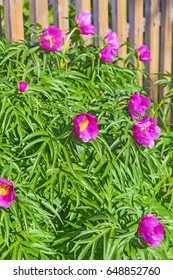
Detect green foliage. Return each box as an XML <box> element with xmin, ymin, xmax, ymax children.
<box><xmin>0</xmin><ymin>24</ymin><xmax>173</xmax><ymax>260</ymax></box>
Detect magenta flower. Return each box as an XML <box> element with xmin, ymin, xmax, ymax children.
<box><xmin>104</xmin><ymin>32</ymin><xmax>120</xmax><ymax>49</ymax></box>
<box><xmin>0</xmin><ymin>178</ymin><xmax>15</xmax><ymax>208</ymax></box>
<box><xmin>75</xmin><ymin>11</ymin><xmax>96</xmax><ymax>35</ymax></box>
<box><xmin>73</xmin><ymin>113</ymin><xmax>99</xmax><ymax>142</ymax></box>
<box><xmin>138</xmin><ymin>215</ymin><xmax>164</xmax><ymax>247</ymax></box>
<box><xmin>100</xmin><ymin>46</ymin><xmax>117</xmax><ymax>62</ymax></box>
<box><xmin>75</xmin><ymin>11</ymin><xmax>91</xmax><ymax>26</ymax></box>
<box><xmin>133</xmin><ymin>117</ymin><xmax>160</xmax><ymax>148</ymax></box>
<box><xmin>79</xmin><ymin>24</ymin><xmax>96</xmax><ymax>35</ymax></box>
<box><xmin>137</xmin><ymin>44</ymin><xmax>151</xmax><ymax>62</ymax></box>
<box><xmin>40</xmin><ymin>25</ymin><xmax>65</xmax><ymax>51</ymax></box>
<box><xmin>128</xmin><ymin>93</ymin><xmax>150</xmax><ymax>120</ymax></box>
<box><xmin>18</xmin><ymin>81</ymin><xmax>28</xmax><ymax>92</ymax></box>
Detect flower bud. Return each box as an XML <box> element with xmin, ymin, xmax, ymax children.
<box><xmin>138</xmin><ymin>215</ymin><xmax>164</xmax><ymax>247</ymax></box>
<box><xmin>18</xmin><ymin>81</ymin><xmax>28</xmax><ymax>92</ymax></box>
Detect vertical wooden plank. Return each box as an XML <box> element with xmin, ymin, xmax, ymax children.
<box><xmin>129</xmin><ymin>0</ymin><xmax>143</xmax><ymax>47</ymax></box>
<box><xmin>76</xmin><ymin>0</ymin><xmax>91</xmax><ymax>15</ymax></box>
<box><xmin>29</xmin><ymin>0</ymin><xmax>49</xmax><ymax>29</ymax></box>
<box><xmin>129</xmin><ymin>0</ymin><xmax>144</xmax><ymax>86</ymax></box>
<box><xmin>53</xmin><ymin>0</ymin><xmax>69</xmax><ymax>33</ymax></box>
<box><xmin>112</xmin><ymin>0</ymin><xmax>127</xmax><ymax>64</ymax></box>
<box><xmin>93</xmin><ymin>0</ymin><xmax>109</xmax><ymax>45</ymax></box>
<box><xmin>145</xmin><ymin>0</ymin><xmax>160</xmax><ymax>103</ymax></box>
<box><xmin>4</xmin><ymin>0</ymin><xmax>24</xmax><ymax>42</ymax></box>
<box><xmin>115</xmin><ymin>0</ymin><xmax>127</xmax><ymax>57</ymax></box>
<box><xmin>160</xmin><ymin>0</ymin><xmax>173</xmax><ymax>123</ymax></box>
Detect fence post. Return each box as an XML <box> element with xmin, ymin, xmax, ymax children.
<box><xmin>4</xmin><ymin>0</ymin><xmax>24</xmax><ymax>42</ymax></box>
<box><xmin>29</xmin><ymin>0</ymin><xmax>49</xmax><ymax>29</ymax></box>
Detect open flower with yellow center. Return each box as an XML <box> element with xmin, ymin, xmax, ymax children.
<box><xmin>73</xmin><ymin>113</ymin><xmax>99</xmax><ymax>142</ymax></box>
<box><xmin>132</xmin><ymin>117</ymin><xmax>160</xmax><ymax>148</ymax></box>
<box><xmin>0</xmin><ymin>178</ymin><xmax>15</xmax><ymax>208</ymax></box>
<box><xmin>40</xmin><ymin>25</ymin><xmax>65</xmax><ymax>52</ymax></box>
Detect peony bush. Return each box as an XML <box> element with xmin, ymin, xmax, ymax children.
<box><xmin>0</xmin><ymin>11</ymin><xmax>173</xmax><ymax>260</ymax></box>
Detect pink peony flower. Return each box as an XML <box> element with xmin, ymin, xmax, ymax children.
<box><xmin>128</xmin><ymin>93</ymin><xmax>150</xmax><ymax>120</ymax></box>
<box><xmin>100</xmin><ymin>46</ymin><xmax>117</xmax><ymax>62</ymax></box>
<box><xmin>137</xmin><ymin>44</ymin><xmax>151</xmax><ymax>62</ymax></box>
<box><xmin>18</xmin><ymin>81</ymin><xmax>28</xmax><ymax>92</ymax></box>
<box><xmin>40</xmin><ymin>25</ymin><xmax>65</xmax><ymax>52</ymax></box>
<box><xmin>104</xmin><ymin>32</ymin><xmax>120</xmax><ymax>49</ymax></box>
<box><xmin>75</xmin><ymin>11</ymin><xmax>96</xmax><ymax>35</ymax></box>
<box><xmin>0</xmin><ymin>178</ymin><xmax>15</xmax><ymax>208</ymax></box>
<box><xmin>79</xmin><ymin>24</ymin><xmax>96</xmax><ymax>35</ymax></box>
<box><xmin>73</xmin><ymin>113</ymin><xmax>99</xmax><ymax>142</ymax></box>
<box><xmin>138</xmin><ymin>215</ymin><xmax>164</xmax><ymax>247</ymax></box>
<box><xmin>133</xmin><ymin>117</ymin><xmax>160</xmax><ymax>148</ymax></box>
<box><xmin>75</xmin><ymin>11</ymin><xmax>91</xmax><ymax>26</ymax></box>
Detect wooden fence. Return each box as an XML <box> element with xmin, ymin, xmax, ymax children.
<box><xmin>0</xmin><ymin>0</ymin><xmax>173</xmax><ymax>107</ymax></box>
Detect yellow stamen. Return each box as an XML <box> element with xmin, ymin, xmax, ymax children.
<box><xmin>45</xmin><ymin>35</ymin><xmax>53</xmax><ymax>47</ymax></box>
<box><xmin>79</xmin><ymin>117</ymin><xmax>89</xmax><ymax>131</ymax></box>
<box><xmin>141</xmin><ymin>121</ymin><xmax>151</xmax><ymax>131</ymax></box>
<box><xmin>0</xmin><ymin>183</ymin><xmax>11</xmax><ymax>196</ymax></box>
